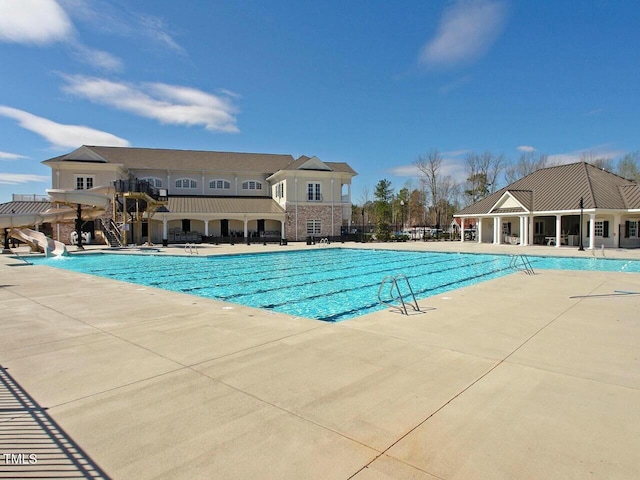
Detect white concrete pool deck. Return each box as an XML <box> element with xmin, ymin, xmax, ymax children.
<box><xmin>1</xmin><ymin>241</ymin><xmax>640</xmax><ymax>479</ymax></box>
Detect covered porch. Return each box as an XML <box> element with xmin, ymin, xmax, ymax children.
<box><xmin>147</xmin><ymin>197</ymin><xmax>287</xmax><ymax>245</ymax></box>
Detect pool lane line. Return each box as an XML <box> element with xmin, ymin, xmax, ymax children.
<box><xmin>282</xmin><ymin>262</ymin><xmax>516</xmax><ymax>322</ymax></box>
<box><xmin>203</xmin><ymin>256</ymin><xmax>502</xmax><ymax>301</ymax></box>
<box><xmin>177</xmin><ymin>253</ymin><xmax>474</xmax><ymax>293</ymax></box>
<box><xmin>225</xmin><ymin>258</ymin><xmax>510</xmax><ymax>315</ymax></box>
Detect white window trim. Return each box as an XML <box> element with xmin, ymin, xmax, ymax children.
<box><xmin>209</xmin><ymin>179</ymin><xmax>231</xmax><ymax>190</ymax></box>
<box><xmin>74</xmin><ymin>175</ymin><xmax>95</xmax><ymax>190</ymax></box>
<box><xmin>307</xmin><ymin>182</ymin><xmax>322</xmax><ymax>201</ymax></box>
<box><xmin>242</xmin><ymin>180</ymin><xmax>263</xmax><ymax>191</ymax></box>
<box><xmin>141</xmin><ymin>177</ymin><xmax>163</xmax><ymax>188</ymax></box>
<box><xmin>306</xmin><ymin>219</ymin><xmax>321</xmax><ymax>235</ymax></box>
<box><xmin>175</xmin><ymin>178</ymin><xmax>197</xmax><ymax>189</ymax></box>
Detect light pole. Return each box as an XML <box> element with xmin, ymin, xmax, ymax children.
<box><xmin>361</xmin><ymin>208</ymin><xmax>365</xmax><ymax>243</ymax></box>
<box><xmin>578</xmin><ymin>197</ymin><xmax>584</xmax><ymax>251</ymax></box>
<box><xmin>400</xmin><ymin>200</ymin><xmax>405</xmax><ymax>234</ymax></box>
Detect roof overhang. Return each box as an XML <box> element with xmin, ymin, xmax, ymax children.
<box><xmin>489</xmin><ymin>191</ymin><xmax>530</xmax><ymax>214</ymax></box>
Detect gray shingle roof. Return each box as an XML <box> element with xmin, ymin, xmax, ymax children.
<box><xmin>457</xmin><ymin>162</ymin><xmax>640</xmax><ymax>216</ymax></box>
<box><xmin>43</xmin><ymin>146</ymin><xmax>357</xmax><ymax>175</ymax></box>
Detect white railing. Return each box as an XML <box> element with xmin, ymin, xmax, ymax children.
<box><xmin>184</xmin><ymin>243</ymin><xmax>199</xmax><ymax>255</ymax></box>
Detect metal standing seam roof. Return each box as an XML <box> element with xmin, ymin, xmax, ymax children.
<box><xmin>456</xmin><ymin>162</ymin><xmax>640</xmax><ymax>216</ymax></box>
<box><xmin>164</xmin><ymin>197</ymin><xmax>286</xmax><ymax>215</ymax></box>
<box><xmin>0</xmin><ymin>201</ymin><xmax>52</xmax><ymax>215</ymax></box>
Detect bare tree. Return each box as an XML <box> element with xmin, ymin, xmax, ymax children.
<box><xmin>504</xmin><ymin>152</ymin><xmax>552</xmax><ymax>184</ymax></box>
<box><xmin>580</xmin><ymin>151</ymin><xmax>614</xmax><ymax>171</ymax></box>
<box><xmin>464</xmin><ymin>151</ymin><xmax>504</xmax><ymax>204</ymax></box>
<box><xmin>617</xmin><ymin>151</ymin><xmax>640</xmax><ymax>182</ymax></box>
<box><xmin>414</xmin><ymin>149</ymin><xmax>443</xmax><ymax>227</ymax></box>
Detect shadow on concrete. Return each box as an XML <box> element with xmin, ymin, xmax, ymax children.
<box><xmin>0</xmin><ymin>365</ymin><xmax>111</xmax><ymax>479</ymax></box>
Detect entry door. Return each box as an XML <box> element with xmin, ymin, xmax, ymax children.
<box><xmin>257</xmin><ymin>219</ymin><xmax>265</xmax><ymax>235</ymax></box>
<box><xmin>221</xmin><ymin>219</ymin><xmax>229</xmax><ymax>237</ymax></box>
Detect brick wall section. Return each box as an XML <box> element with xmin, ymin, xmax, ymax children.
<box><xmin>285</xmin><ymin>204</ymin><xmax>344</xmax><ymax>240</ymax></box>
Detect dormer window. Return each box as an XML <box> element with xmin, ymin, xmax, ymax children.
<box><xmin>242</xmin><ymin>180</ymin><xmax>262</xmax><ymax>191</ymax></box>
<box><xmin>210</xmin><ymin>179</ymin><xmax>231</xmax><ymax>190</ymax></box>
<box><xmin>175</xmin><ymin>178</ymin><xmax>197</xmax><ymax>189</ymax></box>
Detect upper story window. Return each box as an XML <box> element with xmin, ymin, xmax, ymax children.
<box><xmin>175</xmin><ymin>178</ymin><xmax>197</xmax><ymax>189</ymax></box>
<box><xmin>275</xmin><ymin>182</ymin><xmax>284</xmax><ymax>199</ymax></box>
<box><xmin>75</xmin><ymin>176</ymin><xmax>94</xmax><ymax>190</ymax></box>
<box><xmin>242</xmin><ymin>180</ymin><xmax>262</xmax><ymax>191</ymax></box>
<box><xmin>210</xmin><ymin>179</ymin><xmax>231</xmax><ymax>190</ymax></box>
<box><xmin>307</xmin><ymin>182</ymin><xmax>322</xmax><ymax>201</ymax></box>
<box><xmin>141</xmin><ymin>177</ymin><xmax>162</xmax><ymax>188</ymax></box>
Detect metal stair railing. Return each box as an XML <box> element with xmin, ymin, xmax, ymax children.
<box><xmin>101</xmin><ymin>218</ymin><xmax>123</xmax><ymax>247</ymax></box>
<box><xmin>509</xmin><ymin>254</ymin><xmax>535</xmax><ymax>275</ymax></box>
<box><xmin>378</xmin><ymin>273</ymin><xmax>421</xmax><ymax>315</ymax></box>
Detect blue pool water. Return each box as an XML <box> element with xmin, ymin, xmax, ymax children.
<box><xmin>30</xmin><ymin>249</ymin><xmax>640</xmax><ymax>322</ymax></box>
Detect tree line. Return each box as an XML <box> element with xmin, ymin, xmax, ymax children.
<box><xmin>353</xmin><ymin>149</ymin><xmax>640</xmax><ymax>238</ymax></box>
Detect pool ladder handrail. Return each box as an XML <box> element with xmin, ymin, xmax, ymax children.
<box><xmin>317</xmin><ymin>237</ymin><xmax>330</xmax><ymax>247</ymax></box>
<box><xmin>509</xmin><ymin>254</ymin><xmax>534</xmax><ymax>275</ymax></box>
<box><xmin>184</xmin><ymin>243</ymin><xmax>199</xmax><ymax>255</ymax></box>
<box><xmin>378</xmin><ymin>274</ymin><xmax>421</xmax><ymax>315</ymax></box>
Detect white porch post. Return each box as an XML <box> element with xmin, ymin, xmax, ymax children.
<box><xmin>281</xmin><ymin>217</ymin><xmax>286</xmax><ymax>238</ymax></box>
<box><xmin>588</xmin><ymin>213</ymin><xmax>596</xmax><ymax>249</ymax></box>
<box><xmin>495</xmin><ymin>218</ymin><xmax>502</xmax><ymax>244</ymax></box>
<box><xmin>243</xmin><ymin>217</ymin><xmax>248</xmax><ymax>239</ymax></box>
<box><xmin>555</xmin><ymin>215</ymin><xmax>561</xmax><ymax>248</ymax></box>
<box><xmin>460</xmin><ymin>218</ymin><xmax>465</xmax><ymax>243</ymax></box>
<box><xmin>523</xmin><ymin>216</ymin><xmax>529</xmax><ymax>246</ymax></box>
<box><xmin>477</xmin><ymin>218</ymin><xmax>482</xmax><ymax>243</ymax></box>
<box><xmin>204</xmin><ymin>220</ymin><xmax>209</xmax><ymax>237</ymax></box>
<box><xmin>162</xmin><ymin>217</ymin><xmax>168</xmax><ymax>243</ymax></box>
<box><xmin>613</xmin><ymin>214</ymin><xmax>621</xmax><ymax>248</ymax></box>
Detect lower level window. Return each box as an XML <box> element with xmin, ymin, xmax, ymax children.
<box><xmin>628</xmin><ymin>221</ymin><xmax>638</xmax><ymax>237</ymax></box>
<box><xmin>594</xmin><ymin>221</ymin><xmax>604</xmax><ymax>237</ymax></box>
<box><xmin>307</xmin><ymin>220</ymin><xmax>321</xmax><ymax>235</ymax></box>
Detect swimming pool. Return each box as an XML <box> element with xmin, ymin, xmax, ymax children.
<box><xmin>30</xmin><ymin>249</ymin><xmax>640</xmax><ymax>322</ymax></box>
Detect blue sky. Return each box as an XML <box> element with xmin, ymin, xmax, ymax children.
<box><xmin>1</xmin><ymin>0</ymin><xmax>639</xmax><ymax>203</ymax></box>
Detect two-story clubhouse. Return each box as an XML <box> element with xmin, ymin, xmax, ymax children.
<box><xmin>43</xmin><ymin>146</ymin><xmax>357</xmax><ymax>245</ymax></box>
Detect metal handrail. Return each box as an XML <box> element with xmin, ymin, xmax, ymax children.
<box><xmin>509</xmin><ymin>254</ymin><xmax>535</xmax><ymax>275</ymax></box>
<box><xmin>378</xmin><ymin>274</ymin><xmax>421</xmax><ymax>315</ymax></box>
<box><xmin>184</xmin><ymin>243</ymin><xmax>198</xmax><ymax>255</ymax></box>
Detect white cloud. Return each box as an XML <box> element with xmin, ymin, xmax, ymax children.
<box><xmin>0</xmin><ymin>151</ymin><xmax>28</xmax><ymax>160</ymax></box>
<box><xmin>419</xmin><ymin>0</ymin><xmax>508</xmax><ymax>68</ymax></box>
<box><xmin>548</xmin><ymin>145</ymin><xmax>626</xmax><ymax>165</ymax></box>
<box><xmin>0</xmin><ymin>105</ymin><xmax>130</xmax><ymax>149</ymax></box>
<box><xmin>517</xmin><ymin>145</ymin><xmax>536</xmax><ymax>152</ymax></box>
<box><xmin>68</xmin><ymin>42</ymin><xmax>124</xmax><ymax>72</ymax></box>
<box><xmin>0</xmin><ymin>0</ymin><xmax>73</xmax><ymax>44</ymax></box>
<box><xmin>0</xmin><ymin>173</ymin><xmax>49</xmax><ymax>185</ymax></box>
<box><xmin>61</xmin><ymin>75</ymin><xmax>240</xmax><ymax>133</ymax></box>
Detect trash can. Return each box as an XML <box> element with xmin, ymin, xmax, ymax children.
<box><xmin>280</xmin><ymin>238</ymin><xmax>288</xmax><ymax>246</ymax></box>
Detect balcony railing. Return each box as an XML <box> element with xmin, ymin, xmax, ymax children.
<box><xmin>114</xmin><ymin>179</ymin><xmax>166</xmax><ymax>200</ymax></box>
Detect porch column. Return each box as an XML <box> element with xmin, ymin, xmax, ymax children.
<box><xmin>523</xmin><ymin>216</ymin><xmax>529</xmax><ymax>246</ymax></box>
<box><xmin>519</xmin><ymin>216</ymin><xmax>525</xmax><ymax>246</ymax></box>
<box><xmin>204</xmin><ymin>220</ymin><xmax>209</xmax><ymax>237</ymax></box>
<box><xmin>588</xmin><ymin>213</ymin><xmax>596</xmax><ymax>249</ymax></box>
<box><xmin>162</xmin><ymin>217</ymin><xmax>168</xmax><ymax>243</ymax></box>
<box><xmin>460</xmin><ymin>218</ymin><xmax>465</xmax><ymax>243</ymax></box>
<box><xmin>281</xmin><ymin>218</ymin><xmax>286</xmax><ymax>238</ymax></box>
<box><xmin>555</xmin><ymin>215</ymin><xmax>561</xmax><ymax>248</ymax></box>
<box><xmin>477</xmin><ymin>218</ymin><xmax>482</xmax><ymax>243</ymax></box>
<box><xmin>613</xmin><ymin>214</ymin><xmax>621</xmax><ymax>248</ymax></box>
<box><xmin>495</xmin><ymin>218</ymin><xmax>502</xmax><ymax>245</ymax></box>
<box><xmin>243</xmin><ymin>217</ymin><xmax>248</xmax><ymax>239</ymax></box>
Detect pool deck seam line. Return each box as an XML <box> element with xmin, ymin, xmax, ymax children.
<box><xmin>345</xmin><ymin>280</ymin><xmax>603</xmax><ymax>479</ymax></box>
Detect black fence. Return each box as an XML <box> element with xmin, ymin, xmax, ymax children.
<box><xmin>113</xmin><ymin>179</ymin><xmax>164</xmax><ymax>200</ymax></box>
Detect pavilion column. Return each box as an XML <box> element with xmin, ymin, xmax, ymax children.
<box><xmin>204</xmin><ymin>220</ymin><xmax>209</xmax><ymax>237</ymax></box>
<box><xmin>588</xmin><ymin>213</ymin><xmax>596</xmax><ymax>249</ymax></box>
<box><xmin>519</xmin><ymin>216</ymin><xmax>525</xmax><ymax>246</ymax></box>
<box><xmin>523</xmin><ymin>216</ymin><xmax>529</xmax><ymax>246</ymax></box>
<box><xmin>460</xmin><ymin>218</ymin><xmax>465</xmax><ymax>243</ymax></box>
<box><xmin>555</xmin><ymin>215</ymin><xmax>562</xmax><ymax>248</ymax></box>
<box><xmin>281</xmin><ymin>218</ymin><xmax>286</xmax><ymax>238</ymax></box>
<box><xmin>495</xmin><ymin>218</ymin><xmax>502</xmax><ymax>244</ymax></box>
<box><xmin>162</xmin><ymin>218</ymin><xmax>168</xmax><ymax>244</ymax></box>
<box><xmin>613</xmin><ymin>214</ymin><xmax>621</xmax><ymax>248</ymax></box>
<box><xmin>477</xmin><ymin>218</ymin><xmax>482</xmax><ymax>243</ymax></box>
<box><xmin>244</xmin><ymin>217</ymin><xmax>248</xmax><ymax>239</ymax></box>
